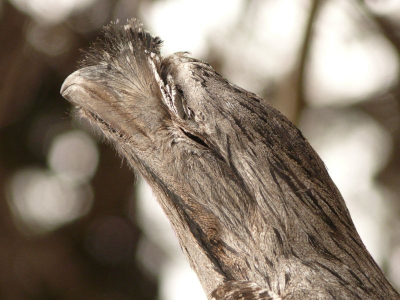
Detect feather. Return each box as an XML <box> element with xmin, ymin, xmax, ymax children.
<box><xmin>61</xmin><ymin>19</ymin><xmax>400</xmax><ymax>299</ymax></box>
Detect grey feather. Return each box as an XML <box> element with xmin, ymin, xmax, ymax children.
<box><xmin>61</xmin><ymin>19</ymin><xmax>400</xmax><ymax>299</ymax></box>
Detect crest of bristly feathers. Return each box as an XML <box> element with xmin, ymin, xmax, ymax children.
<box><xmin>61</xmin><ymin>19</ymin><xmax>400</xmax><ymax>299</ymax></box>
<box><xmin>82</xmin><ymin>19</ymin><xmax>162</xmax><ymax>66</ymax></box>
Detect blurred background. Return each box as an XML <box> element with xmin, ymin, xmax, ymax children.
<box><xmin>1</xmin><ymin>0</ymin><xmax>400</xmax><ymax>299</ymax></box>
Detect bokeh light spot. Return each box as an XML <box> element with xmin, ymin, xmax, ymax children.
<box><xmin>7</xmin><ymin>167</ymin><xmax>93</xmax><ymax>235</ymax></box>
<box><xmin>10</xmin><ymin>0</ymin><xmax>96</xmax><ymax>24</ymax></box>
<box><xmin>48</xmin><ymin>130</ymin><xmax>99</xmax><ymax>183</ymax></box>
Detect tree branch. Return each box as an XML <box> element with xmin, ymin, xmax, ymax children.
<box><xmin>294</xmin><ymin>0</ymin><xmax>323</xmax><ymax>125</ymax></box>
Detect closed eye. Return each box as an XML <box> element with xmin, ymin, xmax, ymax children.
<box><xmin>180</xmin><ymin>127</ymin><xmax>209</xmax><ymax>148</ymax></box>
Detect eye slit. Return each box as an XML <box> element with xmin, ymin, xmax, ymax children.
<box><xmin>176</xmin><ymin>85</ymin><xmax>184</xmax><ymax>95</ymax></box>
<box><xmin>180</xmin><ymin>128</ymin><xmax>209</xmax><ymax>148</ymax></box>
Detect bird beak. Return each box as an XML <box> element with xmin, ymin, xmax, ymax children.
<box><xmin>60</xmin><ymin>67</ymin><xmax>127</xmax><ymax>133</ymax></box>
<box><xmin>60</xmin><ymin>70</ymin><xmax>80</xmax><ymax>98</ymax></box>
<box><xmin>61</xmin><ymin>68</ymin><xmax>118</xmax><ymax>108</ymax></box>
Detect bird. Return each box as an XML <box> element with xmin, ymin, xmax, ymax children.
<box><xmin>61</xmin><ymin>19</ymin><xmax>400</xmax><ymax>299</ymax></box>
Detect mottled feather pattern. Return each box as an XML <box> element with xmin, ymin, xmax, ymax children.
<box><xmin>61</xmin><ymin>19</ymin><xmax>400</xmax><ymax>299</ymax></box>
<box><xmin>211</xmin><ymin>281</ymin><xmax>278</xmax><ymax>300</ymax></box>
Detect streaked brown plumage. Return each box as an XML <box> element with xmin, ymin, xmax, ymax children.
<box><xmin>61</xmin><ymin>19</ymin><xmax>400</xmax><ymax>299</ymax></box>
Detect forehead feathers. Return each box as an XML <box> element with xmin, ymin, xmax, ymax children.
<box><xmin>82</xmin><ymin>18</ymin><xmax>163</xmax><ymax>68</ymax></box>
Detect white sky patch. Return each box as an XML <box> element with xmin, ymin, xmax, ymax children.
<box><xmin>10</xmin><ymin>0</ymin><xmax>96</xmax><ymax>24</ymax></box>
<box><xmin>366</xmin><ymin>0</ymin><xmax>400</xmax><ymax>16</ymax></box>
<box><xmin>250</xmin><ymin>0</ymin><xmax>306</xmax><ymax>77</ymax></box>
<box><xmin>144</xmin><ymin>0</ymin><xmax>243</xmax><ymax>56</ymax></box>
<box><xmin>160</xmin><ymin>260</ymin><xmax>206</xmax><ymax>300</ymax></box>
<box><xmin>308</xmin><ymin>2</ymin><xmax>399</xmax><ymax>105</ymax></box>
<box><xmin>225</xmin><ymin>0</ymin><xmax>307</xmax><ymax>93</ymax></box>
<box><xmin>309</xmin><ymin>34</ymin><xmax>398</xmax><ymax>104</ymax></box>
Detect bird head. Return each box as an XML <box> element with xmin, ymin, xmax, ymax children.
<box><xmin>61</xmin><ymin>19</ymin><xmax>392</xmax><ymax>299</ymax></box>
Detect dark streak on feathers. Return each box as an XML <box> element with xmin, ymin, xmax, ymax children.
<box><xmin>61</xmin><ymin>19</ymin><xmax>400</xmax><ymax>300</ymax></box>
